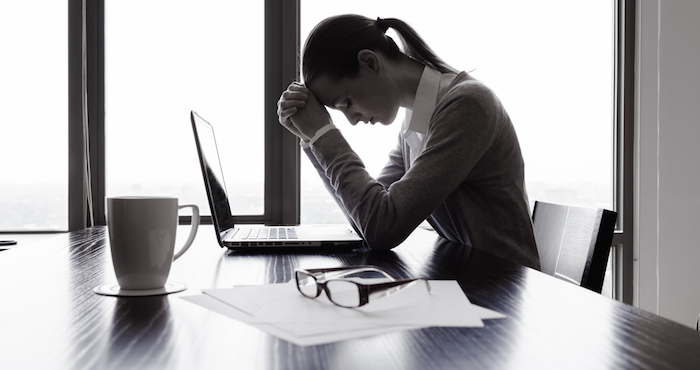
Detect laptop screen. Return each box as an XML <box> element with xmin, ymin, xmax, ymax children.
<box><xmin>190</xmin><ymin>111</ymin><xmax>235</xmax><ymax>235</ymax></box>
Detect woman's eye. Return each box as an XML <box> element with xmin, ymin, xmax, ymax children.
<box><xmin>346</xmin><ymin>99</ymin><xmax>352</xmax><ymax>109</ymax></box>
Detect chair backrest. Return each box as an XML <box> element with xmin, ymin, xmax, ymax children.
<box><xmin>532</xmin><ymin>201</ymin><xmax>617</xmax><ymax>293</ymax></box>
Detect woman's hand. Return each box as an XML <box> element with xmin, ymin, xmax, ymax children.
<box><xmin>277</xmin><ymin>82</ymin><xmax>331</xmax><ymax>141</ymax></box>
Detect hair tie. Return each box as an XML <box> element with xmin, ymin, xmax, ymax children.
<box><xmin>375</xmin><ymin>17</ymin><xmax>389</xmax><ymax>33</ymax></box>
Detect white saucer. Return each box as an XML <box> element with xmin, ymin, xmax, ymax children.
<box><xmin>93</xmin><ymin>282</ymin><xmax>187</xmax><ymax>297</ymax></box>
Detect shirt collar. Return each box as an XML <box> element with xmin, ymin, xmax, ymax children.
<box><xmin>403</xmin><ymin>66</ymin><xmax>442</xmax><ymax>135</ymax></box>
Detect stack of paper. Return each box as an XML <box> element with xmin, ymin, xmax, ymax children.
<box><xmin>181</xmin><ymin>279</ymin><xmax>505</xmax><ymax>347</ymax></box>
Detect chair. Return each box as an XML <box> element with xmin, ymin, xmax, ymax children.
<box><xmin>532</xmin><ymin>201</ymin><xmax>617</xmax><ymax>293</ymax></box>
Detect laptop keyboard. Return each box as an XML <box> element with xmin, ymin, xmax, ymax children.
<box><xmin>237</xmin><ymin>227</ymin><xmax>298</xmax><ymax>240</ymax></box>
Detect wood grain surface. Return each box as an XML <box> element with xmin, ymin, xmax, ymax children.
<box><xmin>1</xmin><ymin>226</ymin><xmax>699</xmax><ymax>369</ymax></box>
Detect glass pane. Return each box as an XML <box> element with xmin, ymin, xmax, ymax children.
<box><xmin>326</xmin><ymin>280</ymin><xmax>361</xmax><ymax>307</ymax></box>
<box><xmin>0</xmin><ymin>2</ymin><xmax>68</xmax><ymax>231</ymax></box>
<box><xmin>300</xmin><ymin>0</ymin><xmax>614</xmax><ymax>227</ymax></box>
<box><xmin>601</xmin><ymin>248</ymin><xmax>615</xmax><ymax>299</ymax></box>
<box><xmin>105</xmin><ymin>1</ymin><xmax>265</xmax><ymax>216</ymax></box>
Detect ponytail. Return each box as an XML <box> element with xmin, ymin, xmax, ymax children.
<box><xmin>376</xmin><ymin>17</ymin><xmax>457</xmax><ymax>75</ymax></box>
<box><xmin>302</xmin><ymin>14</ymin><xmax>457</xmax><ymax>85</ymax></box>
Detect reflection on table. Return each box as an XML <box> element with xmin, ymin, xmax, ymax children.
<box><xmin>1</xmin><ymin>226</ymin><xmax>699</xmax><ymax>369</ymax></box>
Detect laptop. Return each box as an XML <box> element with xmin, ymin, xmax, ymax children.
<box><xmin>190</xmin><ymin>111</ymin><xmax>364</xmax><ymax>250</ymax></box>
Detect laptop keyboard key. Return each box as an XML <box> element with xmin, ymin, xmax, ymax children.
<box><xmin>238</xmin><ymin>227</ymin><xmax>295</xmax><ymax>241</ymax></box>
<box><xmin>248</xmin><ymin>229</ymin><xmax>260</xmax><ymax>239</ymax></box>
<box><xmin>241</xmin><ymin>228</ymin><xmax>252</xmax><ymax>239</ymax></box>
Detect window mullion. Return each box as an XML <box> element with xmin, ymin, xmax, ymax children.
<box><xmin>264</xmin><ymin>0</ymin><xmax>301</xmax><ymax>225</ymax></box>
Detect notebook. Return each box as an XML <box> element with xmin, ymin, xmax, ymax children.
<box><xmin>190</xmin><ymin>111</ymin><xmax>364</xmax><ymax>250</ymax></box>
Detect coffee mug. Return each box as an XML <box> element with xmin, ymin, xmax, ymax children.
<box><xmin>106</xmin><ymin>196</ymin><xmax>200</xmax><ymax>290</ymax></box>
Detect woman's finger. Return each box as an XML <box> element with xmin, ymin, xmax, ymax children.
<box><xmin>277</xmin><ymin>100</ymin><xmax>305</xmax><ymax>121</ymax></box>
<box><xmin>278</xmin><ymin>99</ymin><xmax>306</xmax><ymax>110</ymax></box>
<box><xmin>288</xmin><ymin>82</ymin><xmax>309</xmax><ymax>92</ymax></box>
<box><xmin>281</xmin><ymin>90</ymin><xmax>308</xmax><ymax>101</ymax></box>
<box><xmin>278</xmin><ymin>107</ymin><xmax>297</xmax><ymax>122</ymax></box>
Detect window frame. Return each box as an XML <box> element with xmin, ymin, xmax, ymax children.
<box><xmin>612</xmin><ymin>0</ymin><xmax>635</xmax><ymax>304</ymax></box>
<box><xmin>68</xmin><ymin>0</ymin><xmax>105</xmax><ymax>230</ymax></box>
<box><xmin>67</xmin><ymin>0</ymin><xmax>301</xmax><ymax>230</ymax></box>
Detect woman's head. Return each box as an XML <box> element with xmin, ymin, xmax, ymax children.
<box><xmin>302</xmin><ymin>14</ymin><xmax>456</xmax><ymax>87</ymax></box>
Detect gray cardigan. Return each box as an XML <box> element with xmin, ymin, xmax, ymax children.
<box><xmin>305</xmin><ymin>72</ymin><xmax>540</xmax><ymax>270</ymax></box>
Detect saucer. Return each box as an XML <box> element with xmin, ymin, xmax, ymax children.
<box><xmin>93</xmin><ymin>281</ymin><xmax>187</xmax><ymax>297</ymax></box>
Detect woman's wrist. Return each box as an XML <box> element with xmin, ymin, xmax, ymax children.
<box><xmin>308</xmin><ymin>123</ymin><xmax>337</xmax><ymax>146</ymax></box>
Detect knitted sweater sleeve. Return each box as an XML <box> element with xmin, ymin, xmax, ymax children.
<box><xmin>302</xmin><ymin>131</ymin><xmax>406</xmax><ymax>239</ymax></box>
<box><xmin>309</xmin><ymin>82</ymin><xmax>499</xmax><ymax>250</ymax></box>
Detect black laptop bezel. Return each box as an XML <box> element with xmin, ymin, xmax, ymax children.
<box><xmin>190</xmin><ymin>111</ymin><xmax>236</xmax><ymax>248</ymax></box>
<box><xmin>190</xmin><ymin>110</ymin><xmax>364</xmax><ymax>251</ymax></box>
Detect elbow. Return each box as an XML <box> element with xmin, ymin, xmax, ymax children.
<box><xmin>366</xmin><ymin>240</ymin><xmax>396</xmax><ymax>251</ymax></box>
<box><xmin>363</xmin><ymin>231</ymin><xmax>407</xmax><ymax>251</ymax></box>
<box><xmin>352</xmin><ymin>200</ymin><xmax>412</xmax><ymax>250</ymax></box>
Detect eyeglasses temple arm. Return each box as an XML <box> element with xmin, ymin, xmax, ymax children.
<box><xmin>365</xmin><ymin>278</ymin><xmax>431</xmax><ymax>302</ymax></box>
<box><xmin>307</xmin><ymin>266</ymin><xmax>398</xmax><ymax>281</ymax></box>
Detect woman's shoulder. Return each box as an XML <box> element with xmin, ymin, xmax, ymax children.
<box><xmin>444</xmin><ymin>73</ymin><xmax>497</xmax><ymax>103</ymax></box>
<box><xmin>434</xmin><ymin>72</ymin><xmax>507</xmax><ymax>129</ymax></box>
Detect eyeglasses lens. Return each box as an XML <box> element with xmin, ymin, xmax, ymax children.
<box><xmin>325</xmin><ymin>280</ymin><xmax>361</xmax><ymax>307</ymax></box>
<box><xmin>296</xmin><ymin>272</ymin><xmax>318</xmax><ymax>297</ymax></box>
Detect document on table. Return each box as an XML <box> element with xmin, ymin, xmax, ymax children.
<box><xmin>181</xmin><ymin>279</ymin><xmax>505</xmax><ymax>347</ymax></box>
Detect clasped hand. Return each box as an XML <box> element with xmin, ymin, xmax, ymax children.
<box><xmin>277</xmin><ymin>82</ymin><xmax>332</xmax><ymax>142</ymax></box>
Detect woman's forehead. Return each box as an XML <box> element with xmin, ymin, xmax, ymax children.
<box><xmin>309</xmin><ymin>75</ymin><xmax>351</xmax><ymax>108</ymax></box>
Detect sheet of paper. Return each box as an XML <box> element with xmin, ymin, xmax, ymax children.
<box><xmin>182</xmin><ymin>279</ymin><xmax>506</xmax><ymax>347</ymax></box>
<box><xmin>472</xmin><ymin>304</ymin><xmax>507</xmax><ymax>320</ymax></box>
<box><xmin>181</xmin><ymin>294</ymin><xmax>254</xmax><ymax>323</ymax></box>
<box><xmin>181</xmin><ymin>294</ymin><xmax>423</xmax><ymax>346</ymax></box>
<box><xmin>201</xmin><ymin>280</ymin><xmax>505</xmax><ymax>322</ymax></box>
<box><xmin>199</xmin><ymin>285</ymin><xmax>426</xmax><ymax>338</ymax></box>
<box><xmin>201</xmin><ymin>286</ymin><xmax>260</xmax><ymax>316</ymax></box>
<box><xmin>237</xmin><ymin>280</ymin><xmax>484</xmax><ymax>328</ymax></box>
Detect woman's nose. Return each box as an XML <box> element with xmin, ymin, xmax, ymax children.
<box><xmin>344</xmin><ymin>111</ymin><xmax>361</xmax><ymax>126</ymax></box>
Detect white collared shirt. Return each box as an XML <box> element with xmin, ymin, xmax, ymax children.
<box><xmin>305</xmin><ymin>66</ymin><xmax>454</xmax><ymax>156</ymax></box>
<box><xmin>402</xmin><ymin>66</ymin><xmax>453</xmax><ymax>166</ymax></box>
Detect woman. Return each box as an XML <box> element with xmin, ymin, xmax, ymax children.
<box><xmin>278</xmin><ymin>14</ymin><xmax>539</xmax><ymax>269</ymax></box>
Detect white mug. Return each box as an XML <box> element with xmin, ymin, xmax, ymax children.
<box><xmin>106</xmin><ymin>196</ymin><xmax>200</xmax><ymax>290</ymax></box>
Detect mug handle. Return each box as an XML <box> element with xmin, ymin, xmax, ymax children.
<box><xmin>173</xmin><ymin>204</ymin><xmax>200</xmax><ymax>261</ymax></box>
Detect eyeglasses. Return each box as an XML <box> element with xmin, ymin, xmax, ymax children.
<box><xmin>294</xmin><ymin>266</ymin><xmax>431</xmax><ymax>308</ymax></box>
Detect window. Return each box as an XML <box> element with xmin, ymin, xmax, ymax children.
<box><xmin>105</xmin><ymin>1</ymin><xmax>265</xmax><ymax>217</ymax></box>
<box><xmin>8</xmin><ymin>0</ymin><xmax>633</xmax><ymax>302</ymax></box>
<box><xmin>0</xmin><ymin>1</ymin><xmax>68</xmax><ymax>231</ymax></box>
<box><xmin>298</xmin><ymin>1</ymin><xmax>631</xmax><ymax>301</ymax></box>
<box><xmin>300</xmin><ymin>0</ymin><xmax>615</xmax><ymax>226</ymax></box>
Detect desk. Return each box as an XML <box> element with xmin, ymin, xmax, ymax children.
<box><xmin>1</xmin><ymin>226</ymin><xmax>699</xmax><ymax>369</ymax></box>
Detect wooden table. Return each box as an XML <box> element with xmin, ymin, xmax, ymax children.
<box><xmin>1</xmin><ymin>226</ymin><xmax>699</xmax><ymax>369</ymax></box>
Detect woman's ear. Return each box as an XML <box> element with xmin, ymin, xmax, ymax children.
<box><xmin>357</xmin><ymin>50</ymin><xmax>382</xmax><ymax>74</ymax></box>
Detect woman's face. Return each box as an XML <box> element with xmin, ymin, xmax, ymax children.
<box><xmin>309</xmin><ymin>69</ymin><xmax>401</xmax><ymax>126</ymax></box>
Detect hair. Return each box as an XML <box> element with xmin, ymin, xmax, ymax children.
<box><xmin>302</xmin><ymin>14</ymin><xmax>457</xmax><ymax>86</ymax></box>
